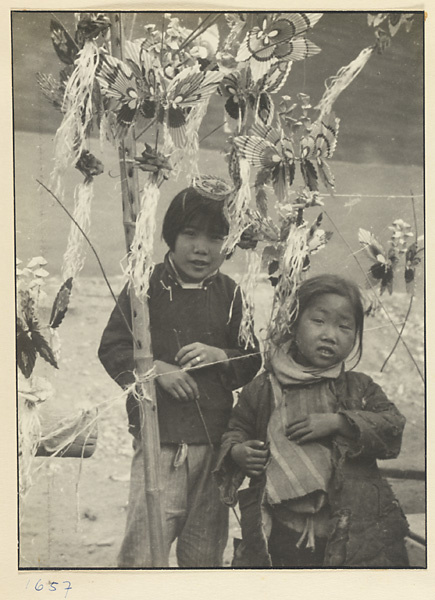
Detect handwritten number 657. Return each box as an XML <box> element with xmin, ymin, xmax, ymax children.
<box><xmin>29</xmin><ymin>579</ymin><xmax>72</xmax><ymax>598</ymax></box>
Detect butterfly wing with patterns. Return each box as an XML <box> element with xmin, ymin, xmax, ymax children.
<box><xmin>358</xmin><ymin>228</ymin><xmax>396</xmax><ymax>294</ymax></box>
<box><xmin>49</xmin><ymin>277</ymin><xmax>74</xmax><ymax>329</ymax></box>
<box><xmin>236</xmin><ymin>123</ymin><xmax>295</xmax><ymax>201</ymax></box>
<box><xmin>219</xmin><ymin>70</ymin><xmax>249</xmax><ymax>123</ymax></box>
<box><xmin>300</xmin><ymin>114</ymin><xmax>339</xmax><ymax>191</ymax></box>
<box><xmin>313</xmin><ymin>114</ymin><xmax>340</xmax><ymax>189</ymax></box>
<box><xmin>36</xmin><ymin>72</ymin><xmax>65</xmax><ymax>111</ymax></box>
<box><xmin>237</xmin><ymin>13</ymin><xmax>322</xmax><ymax>80</ymax></box>
<box><xmin>50</xmin><ymin>19</ymin><xmax>79</xmax><ymax>65</ymax></box>
<box><xmin>124</xmin><ymin>40</ymin><xmax>159</xmax><ymax>119</ymax></box>
<box><xmin>164</xmin><ymin>67</ymin><xmax>223</xmax><ymax>147</ymax></box>
<box><xmin>96</xmin><ymin>54</ymin><xmax>142</xmax><ymax>138</ymax></box>
<box><xmin>250</xmin><ymin>123</ymin><xmax>295</xmax><ymax>197</ymax></box>
<box><xmin>252</xmin><ymin>60</ymin><xmax>292</xmax><ymax>125</ymax></box>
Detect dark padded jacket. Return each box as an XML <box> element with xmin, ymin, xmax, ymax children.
<box><xmin>98</xmin><ymin>260</ymin><xmax>262</xmax><ymax>444</ymax></box>
<box><xmin>214</xmin><ymin>370</ymin><xmax>409</xmax><ymax>567</ymax></box>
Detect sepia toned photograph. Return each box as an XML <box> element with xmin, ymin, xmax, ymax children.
<box><xmin>13</xmin><ymin>9</ymin><xmax>425</xmax><ymax>571</ymax></box>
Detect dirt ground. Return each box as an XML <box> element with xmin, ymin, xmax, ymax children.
<box><xmin>17</xmin><ymin>271</ymin><xmax>425</xmax><ymax>570</ymax></box>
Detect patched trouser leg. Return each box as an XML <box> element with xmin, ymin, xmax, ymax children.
<box><xmin>118</xmin><ymin>442</ymin><xmax>228</xmax><ymax>568</ymax></box>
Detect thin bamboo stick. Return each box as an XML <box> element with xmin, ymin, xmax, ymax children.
<box><xmin>110</xmin><ymin>13</ymin><xmax>167</xmax><ymax>567</ymax></box>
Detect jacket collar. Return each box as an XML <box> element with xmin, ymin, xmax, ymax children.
<box><xmin>161</xmin><ymin>252</ymin><xmax>219</xmax><ymax>289</ymax></box>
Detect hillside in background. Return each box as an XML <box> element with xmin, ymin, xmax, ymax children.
<box><xmin>12</xmin><ymin>11</ymin><xmax>423</xmax><ymax>166</ymax></box>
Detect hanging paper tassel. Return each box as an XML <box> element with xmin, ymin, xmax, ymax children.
<box><xmin>182</xmin><ymin>101</ymin><xmax>210</xmax><ymax>184</ymax></box>
<box><xmin>238</xmin><ymin>248</ymin><xmax>261</xmax><ymax>349</ymax></box>
<box><xmin>316</xmin><ymin>46</ymin><xmax>374</xmax><ymax>119</ymax></box>
<box><xmin>51</xmin><ymin>41</ymin><xmax>99</xmax><ymax>194</ymax></box>
<box><xmin>269</xmin><ymin>221</ymin><xmax>308</xmax><ymax>345</ymax></box>
<box><xmin>126</xmin><ymin>177</ymin><xmax>160</xmax><ymax>299</ymax></box>
<box><xmin>18</xmin><ymin>375</ymin><xmax>53</xmax><ymax>498</ymax></box>
<box><xmin>223</xmin><ymin>157</ymin><xmax>252</xmax><ymax>253</ymax></box>
<box><xmin>62</xmin><ymin>181</ymin><xmax>93</xmax><ymax>280</ymax></box>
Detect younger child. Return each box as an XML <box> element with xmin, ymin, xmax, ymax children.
<box><xmin>98</xmin><ymin>181</ymin><xmax>261</xmax><ymax>568</ymax></box>
<box><xmin>215</xmin><ymin>274</ymin><xmax>409</xmax><ymax>567</ymax></box>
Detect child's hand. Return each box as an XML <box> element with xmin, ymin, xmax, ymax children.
<box><xmin>175</xmin><ymin>342</ymin><xmax>228</xmax><ymax>370</ymax></box>
<box><xmin>230</xmin><ymin>440</ymin><xmax>270</xmax><ymax>477</ymax></box>
<box><xmin>286</xmin><ymin>413</ymin><xmax>347</xmax><ymax>444</ymax></box>
<box><xmin>154</xmin><ymin>360</ymin><xmax>199</xmax><ymax>402</ymax></box>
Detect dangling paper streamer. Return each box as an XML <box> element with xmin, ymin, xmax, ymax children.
<box><xmin>238</xmin><ymin>248</ymin><xmax>261</xmax><ymax>349</ymax></box>
<box><xmin>51</xmin><ymin>41</ymin><xmax>99</xmax><ymax>194</ymax></box>
<box><xmin>316</xmin><ymin>46</ymin><xmax>374</xmax><ymax>120</ymax></box>
<box><xmin>223</xmin><ymin>157</ymin><xmax>252</xmax><ymax>253</ymax></box>
<box><xmin>126</xmin><ymin>178</ymin><xmax>160</xmax><ymax>299</ymax></box>
<box><xmin>18</xmin><ymin>375</ymin><xmax>53</xmax><ymax>498</ymax></box>
<box><xmin>269</xmin><ymin>222</ymin><xmax>308</xmax><ymax>344</ymax></box>
<box><xmin>62</xmin><ymin>181</ymin><xmax>93</xmax><ymax>280</ymax></box>
<box><xmin>182</xmin><ymin>101</ymin><xmax>210</xmax><ymax>184</ymax></box>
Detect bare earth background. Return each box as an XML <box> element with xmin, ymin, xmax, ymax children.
<box><xmin>13</xmin><ymin>11</ymin><xmax>425</xmax><ymax>569</ymax></box>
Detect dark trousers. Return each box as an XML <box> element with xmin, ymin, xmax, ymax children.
<box><xmin>268</xmin><ymin>520</ymin><xmax>327</xmax><ymax>568</ymax></box>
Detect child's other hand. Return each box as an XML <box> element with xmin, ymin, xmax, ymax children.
<box><xmin>154</xmin><ymin>360</ymin><xmax>199</xmax><ymax>402</ymax></box>
<box><xmin>175</xmin><ymin>342</ymin><xmax>228</xmax><ymax>370</ymax></box>
<box><xmin>286</xmin><ymin>413</ymin><xmax>343</xmax><ymax>444</ymax></box>
<box><xmin>230</xmin><ymin>440</ymin><xmax>270</xmax><ymax>477</ymax></box>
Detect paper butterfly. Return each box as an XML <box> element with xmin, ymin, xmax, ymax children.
<box><xmin>220</xmin><ymin>60</ymin><xmax>292</xmax><ymax>127</ymax></box>
<box><xmin>358</xmin><ymin>228</ymin><xmax>398</xmax><ymax>295</ymax></box>
<box><xmin>300</xmin><ymin>113</ymin><xmax>340</xmax><ymax>191</ymax></box>
<box><xmin>97</xmin><ymin>42</ymin><xmax>222</xmax><ymax>144</ymax></box>
<box><xmin>237</xmin><ymin>13</ymin><xmax>322</xmax><ymax>80</ymax></box>
<box><xmin>234</xmin><ymin>121</ymin><xmax>295</xmax><ymax>201</ymax></box>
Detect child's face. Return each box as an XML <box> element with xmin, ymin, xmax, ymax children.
<box><xmin>293</xmin><ymin>293</ymin><xmax>357</xmax><ymax>369</ymax></box>
<box><xmin>171</xmin><ymin>222</ymin><xmax>226</xmax><ymax>282</ymax></box>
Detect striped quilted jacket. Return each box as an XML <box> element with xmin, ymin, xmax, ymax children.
<box><xmin>214</xmin><ymin>369</ymin><xmax>410</xmax><ymax>567</ymax></box>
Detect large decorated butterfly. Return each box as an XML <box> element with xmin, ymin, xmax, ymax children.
<box><xmin>97</xmin><ymin>42</ymin><xmax>222</xmax><ymax>144</ymax></box>
<box><xmin>358</xmin><ymin>228</ymin><xmax>398</xmax><ymax>295</ymax></box>
<box><xmin>234</xmin><ymin>121</ymin><xmax>295</xmax><ymax>202</ymax></box>
<box><xmin>220</xmin><ymin>59</ymin><xmax>292</xmax><ymax>127</ymax></box>
<box><xmin>237</xmin><ymin>13</ymin><xmax>322</xmax><ymax>80</ymax></box>
<box><xmin>300</xmin><ymin>113</ymin><xmax>340</xmax><ymax>190</ymax></box>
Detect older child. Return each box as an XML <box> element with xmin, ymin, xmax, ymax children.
<box><xmin>98</xmin><ymin>182</ymin><xmax>261</xmax><ymax>568</ymax></box>
<box><xmin>215</xmin><ymin>274</ymin><xmax>409</xmax><ymax>567</ymax></box>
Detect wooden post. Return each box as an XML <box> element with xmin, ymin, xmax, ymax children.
<box><xmin>110</xmin><ymin>13</ymin><xmax>167</xmax><ymax>567</ymax></box>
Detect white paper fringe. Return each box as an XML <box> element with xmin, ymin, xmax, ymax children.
<box><xmin>19</xmin><ymin>398</ymin><xmax>42</xmax><ymax>498</ymax></box>
<box><xmin>62</xmin><ymin>181</ymin><xmax>93</xmax><ymax>280</ymax></box>
<box><xmin>269</xmin><ymin>222</ymin><xmax>309</xmax><ymax>344</ymax></box>
<box><xmin>126</xmin><ymin>179</ymin><xmax>160</xmax><ymax>299</ymax></box>
<box><xmin>223</xmin><ymin>158</ymin><xmax>252</xmax><ymax>253</ymax></box>
<box><xmin>182</xmin><ymin>101</ymin><xmax>210</xmax><ymax>184</ymax></box>
<box><xmin>18</xmin><ymin>375</ymin><xmax>53</xmax><ymax>498</ymax></box>
<box><xmin>316</xmin><ymin>46</ymin><xmax>374</xmax><ymax>119</ymax></box>
<box><xmin>238</xmin><ymin>249</ymin><xmax>261</xmax><ymax>349</ymax></box>
<box><xmin>51</xmin><ymin>41</ymin><xmax>99</xmax><ymax>194</ymax></box>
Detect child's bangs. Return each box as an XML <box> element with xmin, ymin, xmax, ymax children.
<box><xmin>183</xmin><ymin>203</ymin><xmax>229</xmax><ymax>237</ymax></box>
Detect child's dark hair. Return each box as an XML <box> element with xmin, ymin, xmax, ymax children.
<box><xmin>293</xmin><ymin>274</ymin><xmax>365</xmax><ymax>366</ymax></box>
<box><xmin>162</xmin><ymin>187</ymin><xmax>229</xmax><ymax>251</ymax></box>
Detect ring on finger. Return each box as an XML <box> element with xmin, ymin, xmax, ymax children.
<box><xmin>195</xmin><ymin>355</ymin><xmax>201</xmax><ymax>363</ymax></box>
